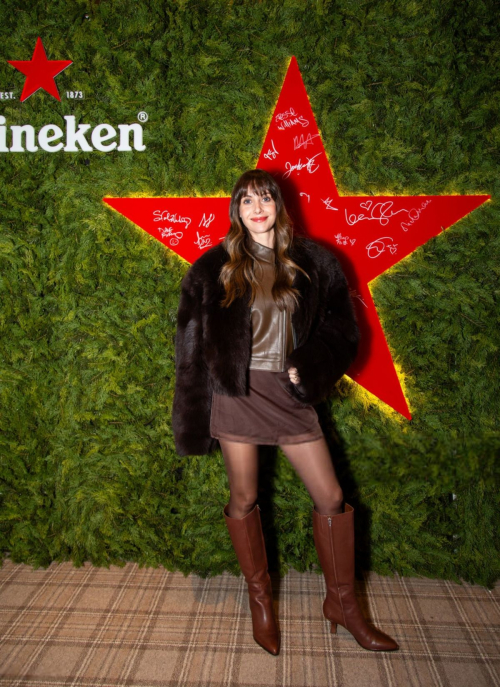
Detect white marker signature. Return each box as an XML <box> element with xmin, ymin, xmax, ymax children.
<box><xmin>293</xmin><ymin>133</ymin><xmax>320</xmax><ymax>150</ymax></box>
<box><xmin>345</xmin><ymin>201</ymin><xmax>409</xmax><ymax>227</ymax></box>
<box><xmin>334</xmin><ymin>233</ymin><xmax>356</xmax><ymax>246</ymax></box>
<box><xmin>194</xmin><ymin>231</ymin><xmax>212</xmax><ymax>250</ymax></box>
<box><xmin>263</xmin><ymin>139</ymin><xmax>279</xmax><ymax>160</ymax></box>
<box><xmin>366</xmin><ymin>237</ymin><xmax>398</xmax><ymax>259</ymax></box>
<box><xmin>299</xmin><ymin>192</ymin><xmax>310</xmax><ymax>203</ymax></box>
<box><xmin>322</xmin><ymin>197</ymin><xmax>339</xmax><ymax>211</ymax></box>
<box><xmin>153</xmin><ymin>210</ymin><xmax>191</xmax><ymax>229</ymax></box>
<box><xmin>199</xmin><ymin>213</ymin><xmax>215</xmax><ymax>229</ymax></box>
<box><xmin>275</xmin><ymin>107</ymin><xmax>309</xmax><ymax>130</ymax></box>
<box><xmin>349</xmin><ymin>288</ymin><xmax>368</xmax><ymax>309</ymax></box>
<box><xmin>283</xmin><ymin>152</ymin><xmax>321</xmax><ymax>179</ymax></box>
<box><xmin>400</xmin><ymin>199</ymin><xmax>432</xmax><ymax>232</ymax></box>
<box><xmin>158</xmin><ymin>226</ymin><xmax>183</xmax><ymax>246</ymax></box>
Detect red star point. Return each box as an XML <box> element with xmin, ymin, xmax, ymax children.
<box><xmin>104</xmin><ymin>57</ymin><xmax>490</xmax><ymax>420</ymax></box>
<box><xmin>8</xmin><ymin>37</ymin><xmax>72</xmax><ymax>102</ymax></box>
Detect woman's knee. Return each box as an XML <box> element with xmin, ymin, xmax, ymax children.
<box><xmin>228</xmin><ymin>490</ymin><xmax>258</xmax><ymax>518</ymax></box>
<box><xmin>314</xmin><ymin>486</ymin><xmax>344</xmax><ymax>515</ymax></box>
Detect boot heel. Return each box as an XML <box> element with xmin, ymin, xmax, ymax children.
<box><xmin>330</xmin><ymin>622</ymin><xmax>337</xmax><ymax>634</ymax></box>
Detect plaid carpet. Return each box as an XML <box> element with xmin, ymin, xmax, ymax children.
<box><xmin>0</xmin><ymin>559</ymin><xmax>498</xmax><ymax>686</ymax></box>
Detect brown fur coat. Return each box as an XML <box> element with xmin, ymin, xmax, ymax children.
<box><xmin>172</xmin><ymin>237</ymin><xmax>360</xmax><ymax>456</ymax></box>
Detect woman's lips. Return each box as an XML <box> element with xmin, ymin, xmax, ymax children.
<box><xmin>252</xmin><ymin>217</ymin><xmax>267</xmax><ymax>222</ymax></box>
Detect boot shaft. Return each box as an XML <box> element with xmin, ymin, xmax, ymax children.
<box><xmin>312</xmin><ymin>504</ymin><xmax>355</xmax><ymax>587</ymax></box>
<box><xmin>223</xmin><ymin>503</ymin><xmax>269</xmax><ymax>585</ymax></box>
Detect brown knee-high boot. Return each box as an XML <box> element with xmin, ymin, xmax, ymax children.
<box><xmin>223</xmin><ymin>503</ymin><xmax>280</xmax><ymax>655</ymax></box>
<box><xmin>312</xmin><ymin>503</ymin><xmax>399</xmax><ymax>651</ymax></box>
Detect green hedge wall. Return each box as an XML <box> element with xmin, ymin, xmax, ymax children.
<box><xmin>0</xmin><ymin>0</ymin><xmax>498</xmax><ymax>587</ymax></box>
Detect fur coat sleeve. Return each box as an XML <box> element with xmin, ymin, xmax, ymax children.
<box><xmin>171</xmin><ymin>265</ymin><xmax>218</xmax><ymax>457</ymax></box>
<box><xmin>283</xmin><ymin>241</ymin><xmax>360</xmax><ymax>406</ymax></box>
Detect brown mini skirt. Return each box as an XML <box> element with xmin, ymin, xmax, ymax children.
<box><xmin>210</xmin><ymin>369</ymin><xmax>324</xmax><ymax>445</ymax></box>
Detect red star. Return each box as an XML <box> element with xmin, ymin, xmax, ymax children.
<box><xmin>104</xmin><ymin>57</ymin><xmax>489</xmax><ymax>420</ymax></box>
<box><xmin>8</xmin><ymin>37</ymin><xmax>72</xmax><ymax>102</ymax></box>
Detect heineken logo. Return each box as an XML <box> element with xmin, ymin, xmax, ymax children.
<box><xmin>3</xmin><ymin>38</ymin><xmax>146</xmax><ymax>154</ymax></box>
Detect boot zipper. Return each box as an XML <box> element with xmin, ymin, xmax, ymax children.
<box><xmin>327</xmin><ymin>514</ymin><xmax>346</xmax><ymax>627</ymax></box>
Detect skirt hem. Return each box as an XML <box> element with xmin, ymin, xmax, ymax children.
<box><xmin>211</xmin><ymin>430</ymin><xmax>324</xmax><ymax>446</ymax></box>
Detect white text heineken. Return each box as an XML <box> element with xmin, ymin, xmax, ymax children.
<box><xmin>0</xmin><ymin>115</ymin><xmax>146</xmax><ymax>153</ymax></box>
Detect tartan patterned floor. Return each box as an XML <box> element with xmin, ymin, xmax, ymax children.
<box><xmin>0</xmin><ymin>560</ymin><xmax>498</xmax><ymax>687</ymax></box>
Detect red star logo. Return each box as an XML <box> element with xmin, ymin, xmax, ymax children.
<box><xmin>8</xmin><ymin>37</ymin><xmax>72</xmax><ymax>102</ymax></box>
<box><xmin>104</xmin><ymin>57</ymin><xmax>489</xmax><ymax>420</ymax></box>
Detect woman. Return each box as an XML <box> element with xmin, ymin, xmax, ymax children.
<box><xmin>172</xmin><ymin>169</ymin><xmax>398</xmax><ymax>656</ymax></box>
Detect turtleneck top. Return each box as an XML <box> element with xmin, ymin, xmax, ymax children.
<box><xmin>248</xmin><ymin>238</ymin><xmax>294</xmax><ymax>372</ymax></box>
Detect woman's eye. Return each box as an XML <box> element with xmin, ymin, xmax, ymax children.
<box><xmin>262</xmin><ymin>196</ymin><xmax>271</xmax><ymax>202</ymax></box>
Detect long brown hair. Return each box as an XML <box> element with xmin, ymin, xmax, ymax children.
<box><xmin>219</xmin><ymin>169</ymin><xmax>309</xmax><ymax>310</ymax></box>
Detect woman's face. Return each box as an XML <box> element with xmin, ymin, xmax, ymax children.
<box><xmin>239</xmin><ymin>186</ymin><xmax>277</xmax><ymax>241</ymax></box>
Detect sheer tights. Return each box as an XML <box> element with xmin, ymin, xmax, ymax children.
<box><xmin>220</xmin><ymin>437</ymin><xmax>343</xmax><ymax>519</ymax></box>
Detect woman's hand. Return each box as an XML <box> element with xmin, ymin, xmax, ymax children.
<box><xmin>288</xmin><ymin>366</ymin><xmax>300</xmax><ymax>385</ymax></box>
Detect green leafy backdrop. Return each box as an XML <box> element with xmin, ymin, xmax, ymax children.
<box><xmin>0</xmin><ymin>0</ymin><xmax>498</xmax><ymax>586</ymax></box>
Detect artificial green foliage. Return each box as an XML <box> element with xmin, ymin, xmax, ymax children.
<box><xmin>0</xmin><ymin>0</ymin><xmax>498</xmax><ymax>586</ymax></box>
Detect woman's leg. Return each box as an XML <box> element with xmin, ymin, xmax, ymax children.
<box><xmin>279</xmin><ymin>437</ymin><xmax>343</xmax><ymax>515</ymax></box>
<box><xmin>280</xmin><ymin>437</ymin><xmax>398</xmax><ymax>650</ymax></box>
<box><xmin>220</xmin><ymin>439</ymin><xmax>280</xmax><ymax>655</ymax></box>
<box><xmin>219</xmin><ymin>439</ymin><xmax>260</xmax><ymax>518</ymax></box>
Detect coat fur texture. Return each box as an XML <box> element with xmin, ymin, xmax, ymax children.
<box><xmin>172</xmin><ymin>237</ymin><xmax>360</xmax><ymax>456</ymax></box>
